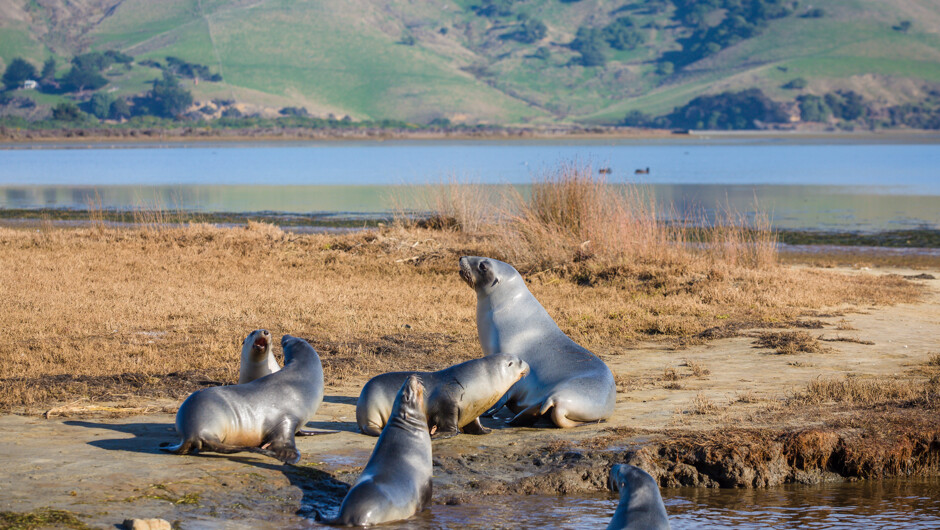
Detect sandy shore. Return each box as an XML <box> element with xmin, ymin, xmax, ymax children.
<box><xmin>1</xmin><ymin>266</ymin><xmax>936</xmax><ymax>528</ymax></box>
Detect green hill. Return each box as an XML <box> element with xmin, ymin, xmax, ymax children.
<box><xmin>1</xmin><ymin>0</ymin><xmax>940</xmax><ymax>127</ymax></box>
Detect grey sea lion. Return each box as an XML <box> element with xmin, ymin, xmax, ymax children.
<box><xmin>238</xmin><ymin>329</ymin><xmax>280</xmax><ymax>384</ymax></box>
<box><xmin>458</xmin><ymin>256</ymin><xmax>616</xmax><ymax>428</ymax></box>
<box><xmin>607</xmin><ymin>464</ymin><xmax>670</xmax><ymax>530</ymax></box>
<box><xmin>162</xmin><ymin>334</ymin><xmax>325</xmax><ymax>463</ymax></box>
<box><xmin>355</xmin><ymin>353</ymin><xmax>529</xmax><ymax>437</ymax></box>
<box><xmin>327</xmin><ymin>374</ymin><xmax>433</xmax><ymax>526</ymax></box>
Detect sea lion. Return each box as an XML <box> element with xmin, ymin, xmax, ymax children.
<box><xmin>328</xmin><ymin>374</ymin><xmax>433</xmax><ymax>526</ymax></box>
<box><xmin>355</xmin><ymin>353</ymin><xmax>529</xmax><ymax>437</ymax></box>
<box><xmin>162</xmin><ymin>334</ymin><xmax>325</xmax><ymax>464</ymax></box>
<box><xmin>607</xmin><ymin>464</ymin><xmax>670</xmax><ymax>530</ymax></box>
<box><xmin>238</xmin><ymin>329</ymin><xmax>280</xmax><ymax>384</ymax></box>
<box><xmin>458</xmin><ymin>256</ymin><xmax>616</xmax><ymax>428</ymax></box>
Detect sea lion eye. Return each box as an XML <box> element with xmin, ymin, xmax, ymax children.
<box><xmin>507</xmin><ymin>361</ymin><xmax>513</xmax><ymax>366</ymax></box>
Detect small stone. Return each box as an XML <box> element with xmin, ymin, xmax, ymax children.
<box><xmin>123</xmin><ymin>518</ymin><xmax>172</xmax><ymax>530</ymax></box>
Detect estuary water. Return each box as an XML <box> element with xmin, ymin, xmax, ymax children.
<box><xmin>1</xmin><ymin>138</ymin><xmax>938</xmax><ymax>231</ymax></box>
<box><xmin>387</xmin><ymin>477</ymin><xmax>940</xmax><ymax>529</ymax></box>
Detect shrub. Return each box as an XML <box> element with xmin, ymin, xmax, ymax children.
<box><xmin>782</xmin><ymin>78</ymin><xmax>807</xmax><ymax>90</ymax></box>
<box><xmin>2</xmin><ymin>58</ymin><xmax>37</xmax><ymax>90</ymax></box>
<box><xmin>51</xmin><ymin>102</ymin><xmax>87</xmax><ymax>122</ymax></box>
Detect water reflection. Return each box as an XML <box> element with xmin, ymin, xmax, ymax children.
<box><xmin>1</xmin><ymin>184</ymin><xmax>937</xmax><ymax>231</ymax></box>
<box><xmin>375</xmin><ymin>478</ymin><xmax>940</xmax><ymax>529</ymax></box>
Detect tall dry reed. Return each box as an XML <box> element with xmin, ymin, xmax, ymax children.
<box><xmin>401</xmin><ymin>161</ymin><xmax>778</xmax><ymax>272</ymax></box>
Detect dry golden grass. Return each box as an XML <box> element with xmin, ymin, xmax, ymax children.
<box><xmin>790</xmin><ymin>376</ymin><xmax>940</xmax><ymax>406</ymax></box>
<box><xmin>689</xmin><ymin>393</ymin><xmax>720</xmax><ymax>415</ymax></box>
<box><xmin>754</xmin><ymin>331</ymin><xmax>831</xmax><ymax>355</ymax></box>
<box><xmin>0</xmin><ymin>219</ymin><xmax>923</xmax><ymax>410</ymax></box>
<box><xmin>683</xmin><ymin>359</ymin><xmax>710</xmax><ymax>378</ymax></box>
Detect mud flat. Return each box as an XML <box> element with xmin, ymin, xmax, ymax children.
<box><xmin>1</xmin><ymin>268</ymin><xmax>937</xmax><ymax>528</ymax></box>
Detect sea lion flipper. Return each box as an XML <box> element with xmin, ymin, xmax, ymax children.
<box><xmin>296</xmin><ymin>428</ymin><xmax>339</xmax><ymax>436</ymax></box>
<box><xmin>261</xmin><ymin>418</ymin><xmax>302</xmax><ymax>464</ymax></box>
<box><xmin>482</xmin><ymin>392</ymin><xmax>509</xmax><ymax>417</ymax></box>
<box><xmin>461</xmin><ymin>417</ymin><xmax>491</xmax><ymax>435</ymax></box>
<box><xmin>506</xmin><ymin>403</ymin><xmax>541</xmax><ymax>427</ymax></box>
<box><xmin>160</xmin><ymin>440</ymin><xmax>195</xmax><ymax>454</ymax></box>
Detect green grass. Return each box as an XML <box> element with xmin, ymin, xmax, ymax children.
<box><xmin>0</xmin><ymin>24</ymin><xmax>49</xmax><ymax>66</ymax></box>
<box><xmin>4</xmin><ymin>0</ymin><xmax>940</xmax><ymax>125</ymax></box>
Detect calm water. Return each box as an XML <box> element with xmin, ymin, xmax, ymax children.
<box><xmin>1</xmin><ymin>139</ymin><xmax>938</xmax><ymax>231</ymax></box>
<box><xmin>365</xmin><ymin>478</ymin><xmax>940</xmax><ymax>529</ymax></box>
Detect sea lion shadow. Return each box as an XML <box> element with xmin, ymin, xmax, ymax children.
<box><xmin>323</xmin><ymin>394</ymin><xmax>357</xmax><ymax>406</ymax></box>
<box><xmin>232</xmin><ymin>457</ymin><xmax>350</xmax><ymax>521</ymax></box>
<box><xmin>63</xmin><ymin>420</ymin><xmax>176</xmax><ymax>455</ymax></box>
<box><xmin>302</xmin><ymin>419</ymin><xmax>359</xmax><ymax>433</ymax></box>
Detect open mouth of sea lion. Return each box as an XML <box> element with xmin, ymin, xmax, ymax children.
<box><xmin>253</xmin><ymin>335</ymin><xmax>269</xmax><ymax>351</ymax></box>
<box><xmin>458</xmin><ymin>257</ymin><xmax>475</xmax><ymax>288</ymax></box>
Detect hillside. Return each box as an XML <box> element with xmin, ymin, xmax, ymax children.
<box><xmin>1</xmin><ymin>0</ymin><xmax>940</xmax><ymax>127</ymax></box>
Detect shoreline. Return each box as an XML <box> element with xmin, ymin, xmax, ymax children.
<box><xmin>2</xmin><ymin>126</ymin><xmax>940</xmax><ymax>146</ymax></box>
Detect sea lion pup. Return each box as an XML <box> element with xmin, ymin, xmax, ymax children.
<box><xmin>458</xmin><ymin>256</ymin><xmax>616</xmax><ymax>428</ymax></box>
<box><xmin>162</xmin><ymin>334</ymin><xmax>325</xmax><ymax>464</ymax></box>
<box><xmin>327</xmin><ymin>375</ymin><xmax>433</xmax><ymax>526</ymax></box>
<box><xmin>607</xmin><ymin>464</ymin><xmax>670</xmax><ymax>530</ymax></box>
<box><xmin>238</xmin><ymin>329</ymin><xmax>280</xmax><ymax>384</ymax></box>
<box><xmin>355</xmin><ymin>354</ymin><xmax>529</xmax><ymax>437</ymax></box>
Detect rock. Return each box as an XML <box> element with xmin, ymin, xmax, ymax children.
<box><xmin>122</xmin><ymin>518</ymin><xmax>172</xmax><ymax>530</ymax></box>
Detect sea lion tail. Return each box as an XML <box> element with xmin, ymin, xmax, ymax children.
<box><xmin>538</xmin><ymin>396</ymin><xmax>556</xmax><ymax>416</ymax></box>
<box><xmin>541</xmin><ymin>394</ymin><xmax>587</xmax><ymax>429</ymax></box>
<box><xmin>160</xmin><ymin>439</ymin><xmax>197</xmax><ymax>454</ymax></box>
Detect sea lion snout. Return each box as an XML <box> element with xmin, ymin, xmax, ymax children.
<box><xmin>458</xmin><ymin>256</ymin><xmax>475</xmax><ymax>287</ymax></box>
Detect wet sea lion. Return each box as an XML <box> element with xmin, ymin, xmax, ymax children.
<box><xmin>162</xmin><ymin>334</ymin><xmax>325</xmax><ymax>464</ymax></box>
<box><xmin>458</xmin><ymin>256</ymin><xmax>616</xmax><ymax>428</ymax></box>
<box><xmin>238</xmin><ymin>329</ymin><xmax>280</xmax><ymax>384</ymax></box>
<box><xmin>328</xmin><ymin>374</ymin><xmax>433</xmax><ymax>526</ymax></box>
<box><xmin>355</xmin><ymin>353</ymin><xmax>529</xmax><ymax>437</ymax></box>
<box><xmin>607</xmin><ymin>464</ymin><xmax>670</xmax><ymax>530</ymax></box>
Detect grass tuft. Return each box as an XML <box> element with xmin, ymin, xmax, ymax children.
<box><xmin>754</xmin><ymin>331</ymin><xmax>830</xmax><ymax>355</ymax></box>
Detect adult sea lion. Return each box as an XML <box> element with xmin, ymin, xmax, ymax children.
<box><xmin>458</xmin><ymin>256</ymin><xmax>616</xmax><ymax>428</ymax></box>
<box><xmin>238</xmin><ymin>329</ymin><xmax>280</xmax><ymax>384</ymax></box>
<box><xmin>162</xmin><ymin>334</ymin><xmax>325</xmax><ymax>464</ymax></box>
<box><xmin>355</xmin><ymin>353</ymin><xmax>529</xmax><ymax>437</ymax></box>
<box><xmin>328</xmin><ymin>374</ymin><xmax>433</xmax><ymax>526</ymax></box>
<box><xmin>607</xmin><ymin>464</ymin><xmax>670</xmax><ymax>530</ymax></box>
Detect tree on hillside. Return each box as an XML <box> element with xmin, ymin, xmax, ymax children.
<box><xmin>61</xmin><ymin>66</ymin><xmax>108</xmax><ymax>93</ymax></box>
<box><xmin>88</xmin><ymin>93</ymin><xmax>114</xmax><ymax>119</ymax></box>
<box><xmin>571</xmin><ymin>27</ymin><xmax>607</xmax><ymax>67</ymax></box>
<box><xmin>109</xmin><ymin>98</ymin><xmax>132</xmax><ymax>120</ymax></box>
<box><xmin>797</xmin><ymin>95</ymin><xmax>830</xmax><ymax>122</ymax></box>
<box><xmin>667</xmin><ymin>88</ymin><xmax>789</xmax><ymax>130</ymax></box>
<box><xmin>51</xmin><ymin>102</ymin><xmax>88</xmax><ymax>122</ymax></box>
<box><xmin>2</xmin><ymin>58</ymin><xmax>38</xmax><ymax>90</ymax></box>
<box><xmin>146</xmin><ymin>72</ymin><xmax>193</xmax><ymax>118</ymax></box>
<box><xmin>40</xmin><ymin>58</ymin><xmax>57</xmax><ymax>84</ymax></box>
<box><xmin>510</xmin><ymin>18</ymin><xmax>547</xmax><ymax>43</ymax></box>
<box><xmin>604</xmin><ymin>17</ymin><xmax>644</xmax><ymax>51</ymax></box>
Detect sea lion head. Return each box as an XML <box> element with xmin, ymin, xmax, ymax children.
<box><xmin>393</xmin><ymin>374</ymin><xmax>428</xmax><ymax>428</ymax></box>
<box><xmin>280</xmin><ymin>334</ymin><xmax>317</xmax><ymax>366</ymax></box>
<box><xmin>458</xmin><ymin>256</ymin><xmax>522</xmax><ymax>296</ymax></box>
<box><xmin>608</xmin><ymin>464</ymin><xmax>656</xmax><ymax>495</ymax></box>
<box><xmin>243</xmin><ymin>329</ymin><xmax>272</xmax><ymax>362</ymax></box>
<box><xmin>488</xmin><ymin>353</ymin><xmax>530</xmax><ymax>387</ymax></box>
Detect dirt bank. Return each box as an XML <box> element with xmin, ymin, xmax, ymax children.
<box><xmin>1</xmin><ymin>267</ymin><xmax>937</xmax><ymax>528</ymax></box>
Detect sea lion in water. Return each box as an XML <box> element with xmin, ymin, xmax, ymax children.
<box><xmin>607</xmin><ymin>464</ymin><xmax>670</xmax><ymax>530</ymax></box>
<box><xmin>355</xmin><ymin>353</ymin><xmax>529</xmax><ymax>437</ymax></box>
<box><xmin>328</xmin><ymin>374</ymin><xmax>433</xmax><ymax>526</ymax></box>
<box><xmin>458</xmin><ymin>256</ymin><xmax>616</xmax><ymax>428</ymax></box>
<box><xmin>238</xmin><ymin>329</ymin><xmax>280</xmax><ymax>384</ymax></box>
<box><xmin>162</xmin><ymin>334</ymin><xmax>325</xmax><ymax>463</ymax></box>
